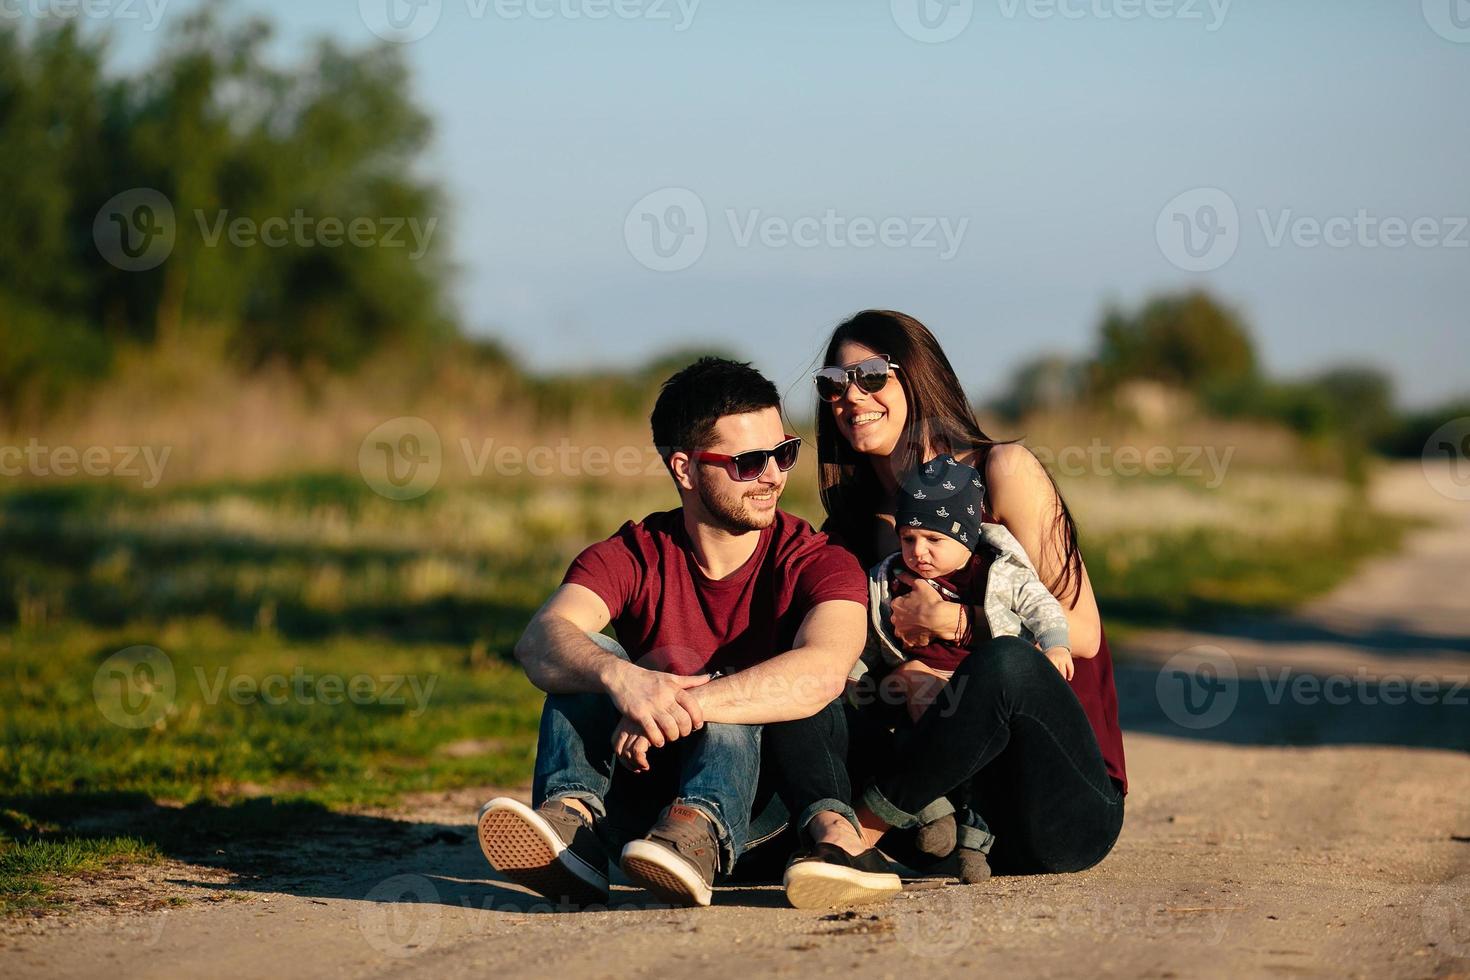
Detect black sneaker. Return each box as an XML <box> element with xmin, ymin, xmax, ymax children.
<box><xmin>476</xmin><ymin>797</ymin><xmax>609</xmax><ymax>906</ymax></box>
<box><xmin>782</xmin><ymin>842</ymin><xmax>903</xmax><ymax>909</ymax></box>
<box><xmin>620</xmin><ymin>803</ymin><xmax>719</xmax><ymax>907</ymax></box>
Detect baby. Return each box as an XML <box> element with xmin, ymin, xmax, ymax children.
<box><xmin>854</xmin><ymin>453</ymin><xmax>1074</xmax><ymax>718</ymax></box>
<box><xmin>849</xmin><ymin>454</ymin><xmax>1074</xmax><ymax>881</ymax></box>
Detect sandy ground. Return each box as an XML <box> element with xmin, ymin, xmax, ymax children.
<box><xmin>4</xmin><ymin>462</ymin><xmax>1468</xmax><ymax>979</ymax></box>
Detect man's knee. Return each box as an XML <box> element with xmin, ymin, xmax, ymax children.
<box><xmin>696</xmin><ymin>721</ymin><xmax>761</xmax><ymax>753</ymax></box>
<box><xmin>543</xmin><ymin>689</ymin><xmax>618</xmax><ymax>726</ymax></box>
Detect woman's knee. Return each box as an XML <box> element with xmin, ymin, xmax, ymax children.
<box><xmin>954</xmin><ymin>635</ymin><xmax>1056</xmax><ymax>693</ymax></box>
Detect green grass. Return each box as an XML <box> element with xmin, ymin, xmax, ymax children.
<box><xmin>0</xmin><ymin>834</ymin><xmax>162</xmax><ymax>913</ymax></box>
<box><xmin>1087</xmin><ymin>508</ymin><xmax>1423</xmax><ymax>638</ymax></box>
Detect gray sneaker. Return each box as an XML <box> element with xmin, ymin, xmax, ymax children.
<box><xmin>477</xmin><ymin>797</ymin><xmax>610</xmax><ymax>906</ymax></box>
<box><xmin>619</xmin><ymin>802</ymin><xmax>720</xmax><ymax>907</ymax></box>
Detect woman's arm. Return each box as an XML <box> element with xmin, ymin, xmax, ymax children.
<box><xmin>981</xmin><ymin>443</ymin><xmax>1103</xmax><ymax>658</ymax></box>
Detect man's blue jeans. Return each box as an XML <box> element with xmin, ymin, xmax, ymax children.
<box><xmin>530</xmin><ymin>633</ymin><xmax>760</xmax><ymax>874</ymax></box>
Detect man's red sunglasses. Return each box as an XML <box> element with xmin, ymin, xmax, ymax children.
<box><xmin>690</xmin><ymin>435</ymin><xmax>801</xmax><ymax>482</ymax></box>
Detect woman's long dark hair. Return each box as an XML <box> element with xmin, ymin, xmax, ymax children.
<box><xmin>815</xmin><ymin>309</ymin><xmax>1084</xmax><ymax>605</ymax></box>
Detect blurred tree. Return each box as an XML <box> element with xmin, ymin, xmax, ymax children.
<box><xmin>0</xmin><ymin>7</ymin><xmax>454</xmax><ymax>416</ymax></box>
<box><xmin>988</xmin><ymin>354</ymin><xmax>1085</xmax><ymax>421</ymax></box>
<box><xmin>1093</xmin><ymin>290</ymin><xmax>1258</xmax><ymax>393</ymax></box>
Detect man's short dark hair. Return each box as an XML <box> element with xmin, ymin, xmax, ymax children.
<box><xmin>650</xmin><ymin>357</ymin><xmax>781</xmax><ymax>462</ymax></box>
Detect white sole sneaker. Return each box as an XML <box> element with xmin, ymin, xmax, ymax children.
<box><xmin>783</xmin><ymin>860</ymin><xmax>903</xmax><ymax>910</ymax></box>
<box><xmin>476</xmin><ymin>798</ymin><xmax>608</xmax><ymax>906</ymax></box>
<box><xmin>620</xmin><ymin>839</ymin><xmax>714</xmax><ymax>907</ymax></box>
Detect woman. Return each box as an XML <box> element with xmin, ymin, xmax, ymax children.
<box><xmin>814</xmin><ymin>309</ymin><xmax>1127</xmax><ymax>876</ymax></box>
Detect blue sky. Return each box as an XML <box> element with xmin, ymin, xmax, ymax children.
<box><xmin>96</xmin><ymin>0</ymin><xmax>1469</xmax><ymax>407</ymax></box>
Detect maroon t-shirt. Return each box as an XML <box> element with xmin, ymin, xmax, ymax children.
<box><xmin>562</xmin><ymin>508</ymin><xmax>869</xmax><ymax>676</ymax></box>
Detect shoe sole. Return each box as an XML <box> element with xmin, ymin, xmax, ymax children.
<box><xmin>476</xmin><ymin>798</ymin><xmax>608</xmax><ymax>907</ymax></box>
<box><xmin>782</xmin><ymin>861</ymin><xmax>903</xmax><ymax>910</ymax></box>
<box><xmin>620</xmin><ymin>839</ymin><xmax>713</xmax><ymax>907</ymax></box>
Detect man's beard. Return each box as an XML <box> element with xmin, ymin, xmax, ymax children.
<box><xmin>696</xmin><ymin>479</ymin><xmax>779</xmax><ymax>533</ymax></box>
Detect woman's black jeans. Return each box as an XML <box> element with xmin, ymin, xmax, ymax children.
<box><xmin>852</xmin><ymin>635</ymin><xmax>1125</xmax><ymax>875</ymax></box>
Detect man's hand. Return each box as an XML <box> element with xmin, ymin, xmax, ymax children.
<box><xmin>602</xmin><ymin>660</ymin><xmax>709</xmax><ymax>747</ymax></box>
<box><xmin>612</xmin><ymin>716</ymin><xmax>653</xmax><ymax>772</ymax></box>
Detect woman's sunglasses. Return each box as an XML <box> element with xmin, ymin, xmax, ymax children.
<box><xmin>691</xmin><ymin>435</ymin><xmax>802</xmax><ymax>482</ymax></box>
<box><xmin>812</xmin><ymin>356</ymin><xmax>900</xmax><ymax>403</ymax></box>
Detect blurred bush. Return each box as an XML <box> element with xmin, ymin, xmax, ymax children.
<box><xmin>0</xmin><ymin>9</ymin><xmax>452</xmax><ymax>418</ymax></box>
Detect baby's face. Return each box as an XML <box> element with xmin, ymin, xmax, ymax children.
<box><xmin>899</xmin><ymin>527</ymin><xmax>972</xmax><ymax>578</ymax></box>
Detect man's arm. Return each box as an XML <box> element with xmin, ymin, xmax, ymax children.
<box><xmin>513</xmin><ymin>583</ymin><xmax>620</xmax><ymax>694</ymax></box>
<box><xmin>690</xmin><ymin>599</ymin><xmax>867</xmax><ymax>725</ymax></box>
<box><xmin>514</xmin><ymin>583</ymin><xmax>708</xmax><ymax>745</ymax></box>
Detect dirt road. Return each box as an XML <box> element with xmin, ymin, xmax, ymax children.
<box><xmin>5</xmin><ymin>463</ymin><xmax>1468</xmax><ymax>978</ymax></box>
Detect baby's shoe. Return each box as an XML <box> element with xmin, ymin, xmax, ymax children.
<box><xmin>949</xmin><ymin>812</ymin><xmax>995</xmax><ymax>884</ymax></box>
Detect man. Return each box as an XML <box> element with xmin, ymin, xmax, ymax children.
<box><xmin>477</xmin><ymin>357</ymin><xmax>901</xmax><ymax>909</ymax></box>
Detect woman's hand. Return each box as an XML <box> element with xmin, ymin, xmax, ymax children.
<box><xmin>889</xmin><ymin>572</ymin><xmax>964</xmax><ymax>649</ymax></box>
